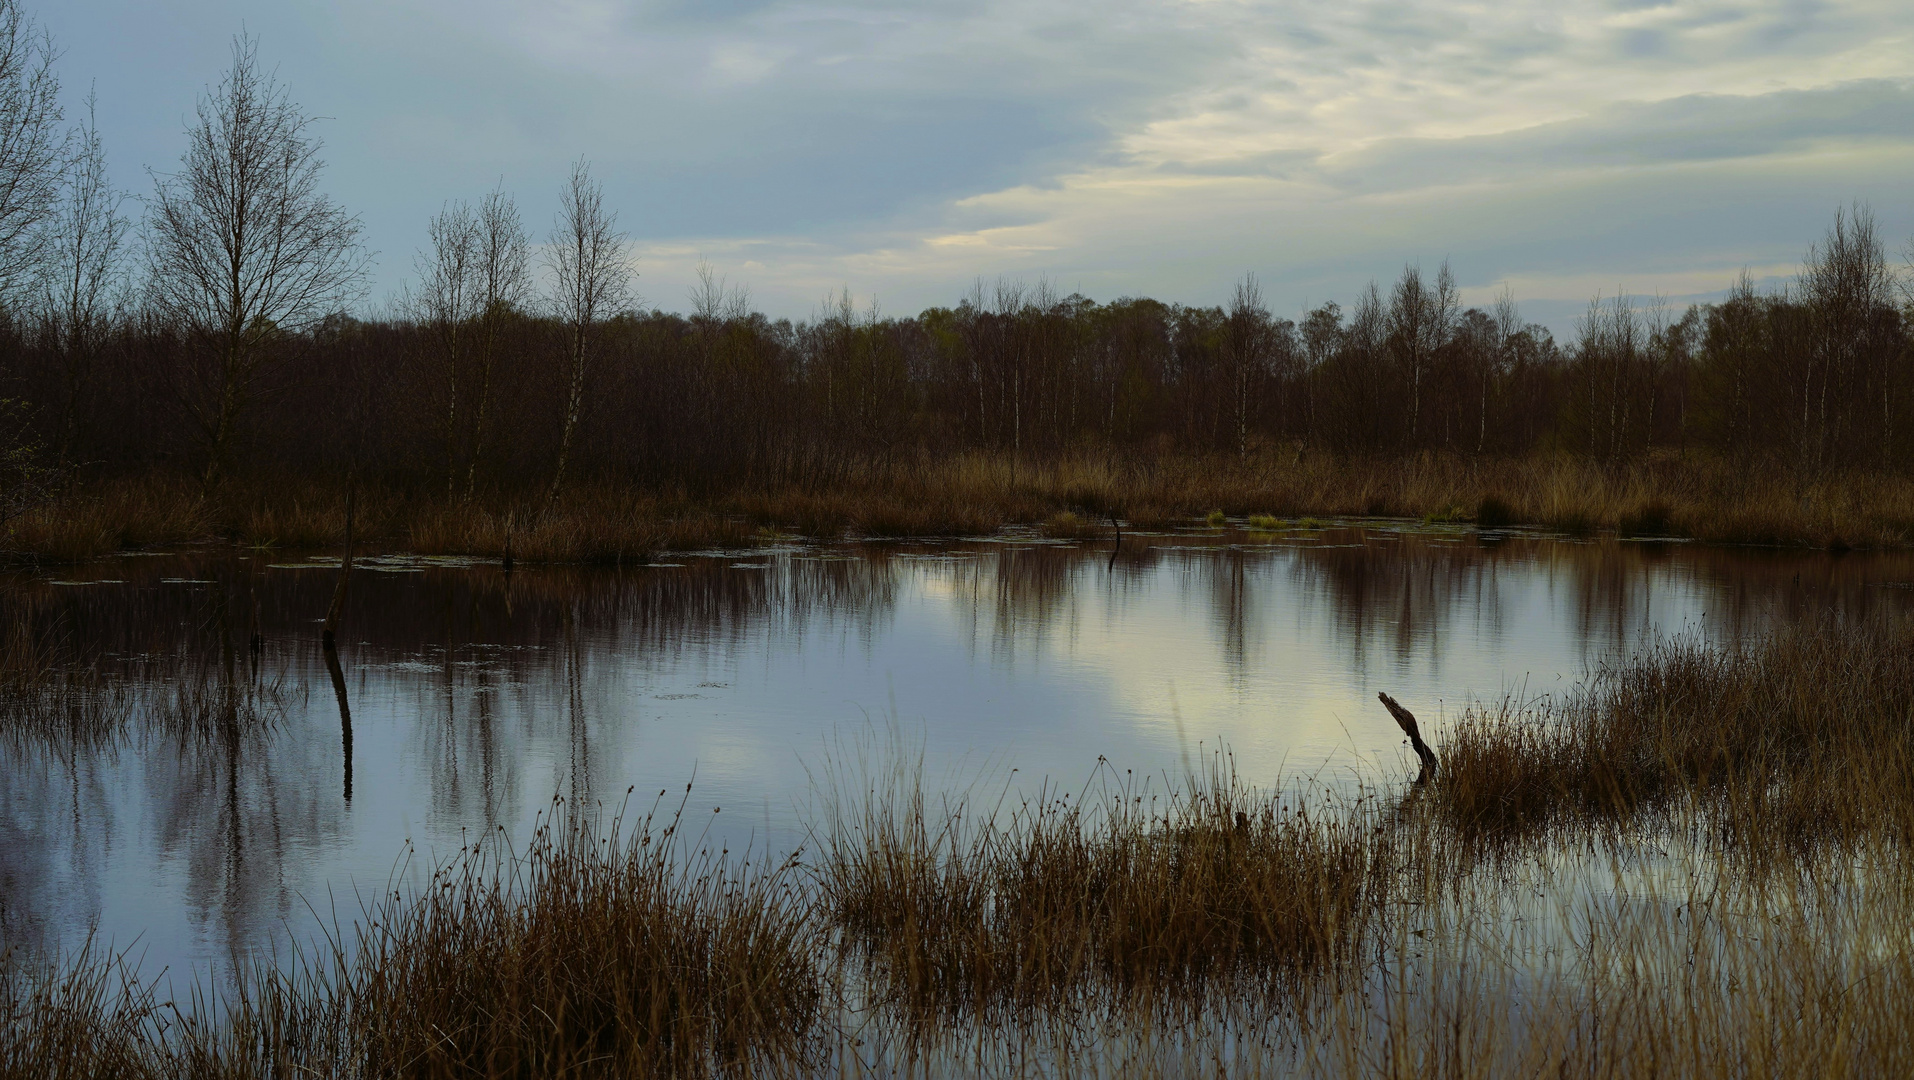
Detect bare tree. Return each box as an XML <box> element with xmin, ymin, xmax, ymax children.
<box><xmin>35</xmin><ymin>90</ymin><xmax>127</xmax><ymax>471</ymax></box>
<box><xmin>544</xmin><ymin>159</ymin><xmax>631</xmax><ymax>511</ymax></box>
<box><xmin>958</xmin><ymin>278</ymin><xmax>991</xmax><ymax>446</ymax></box>
<box><xmin>465</xmin><ymin>184</ymin><xmax>529</xmax><ymax>500</ymax></box>
<box><xmin>1714</xmin><ymin>270</ymin><xmax>1763</xmax><ymax>459</ymax></box>
<box><xmin>1481</xmin><ymin>288</ymin><xmax>1520</xmax><ymax>453</ymax></box>
<box><xmin>1639</xmin><ymin>292</ymin><xmax>1671</xmax><ymax>455</ymax></box>
<box><xmin>413</xmin><ymin>200</ymin><xmax>480</xmax><ymax>498</ymax></box>
<box><xmin>690</xmin><ymin>259</ymin><xmax>749</xmax><ymax>327</ymax></box>
<box><xmin>0</xmin><ymin>0</ymin><xmax>63</xmax><ymax>303</ymax></box>
<box><xmin>0</xmin><ymin>396</ymin><xmax>51</xmax><ymax>528</ymax></box>
<box><xmin>993</xmin><ymin>278</ymin><xmax>1029</xmax><ymax>474</ymax></box>
<box><xmin>1801</xmin><ymin>203</ymin><xmax>1896</xmax><ymax>472</ymax></box>
<box><xmin>1223</xmin><ymin>272</ymin><xmax>1271</xmax><ymax>460</ymax></box>
<box><xmin>1347</xmin><ymin>282</ymin><xmax>1389</xmax><ymax>449</ymax></box>
<box><xmin>1576</xmin><ymin>291</ymin><xmax>1644</xmax><ymax>465</ymax></box>
<box><xmin>1389</xmin><ymin>260</ymin><xmax>1458</xmax><ymax>447</ymax></box>
<box><xmin>146</xmin><ymin>35</ymin><xmax>368</xmax><ymax>486</ymax></box>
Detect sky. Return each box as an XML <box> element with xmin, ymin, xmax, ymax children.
<box><xmin>36</xmin><ymin>0</ymin><xmax>1914</xmax><ymax>335</ymax></box>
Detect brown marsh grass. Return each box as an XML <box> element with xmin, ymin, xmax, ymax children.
<box><xmin>342</xmin><ymin>794</ymin><xmax>822</xmax><ymax>1078</ymax></box>
<box><xmin>1</xmin><ymin>794</ymin><xmax>822</xmax><ymax>1080</ymax></box>
<box><xmin>816</xmin><ymin>758</ymin><xmax>1384</xmax><ymax>1022</ymax></box>
<box><xmin>1291</xmin><ymin>830</ymin><xmax>1914</xmax><ymax>1079</ymax></box>
<box><xmin>19</xmin><ymin>449</ymin><xmax>1914</xmax><ymax>562</ymax></box>
<box><xmin>1433</xmin><ymin>617</ymin><xmax>1914</xmax><ymax>857</ymax></box>
<box><xmin>5</xmin><ymin>475</ymin><xmax>215</xmax><ymax>560</ymax></box>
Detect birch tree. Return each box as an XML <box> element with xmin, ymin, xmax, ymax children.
<box><xmin>414</xmin><ymin>200</ymin><xmax>480</xmax><ymax>498</ymax></box>
<box><xmin>147</xmin><ymin>35</ymin><xmax>368</xmax><ymax>486</ymax></box>
<box><xmin>1388</xmin><ymin>261</ymin><xmax>1458</xmax><ymax>448</ymax></box>
<box><xmin>544</xmin><ymin>160</ymin><xmax>630</xmax><ymax>510</ymax></box>
<box><xmin>466</xmin><ymin>185</ymin><xmax>529</xmax><ymax>499</ymax></box>
<box><xmin>1223</xmin><ymin>273</ymin><xmax>1271</xmax><ymax>459</ymax></box>
<box><xmin>36</xmin><ymin>92</ymin><xmax>128</xmax><ymax>470</ymax></box>
<box><xmin>1480</xmin><ymin>288</ymin><xmax>1520</xmax><ymax>453</ymax></box>
<box><xmin>1800</xmin><ymin>204</ymin><xmax>1896</xmax><ymax>472</ymax></box>
<box><xmin>0</xmin><ymin>0</ymin><xmax>63</xmax><ymax>302</ymax></box>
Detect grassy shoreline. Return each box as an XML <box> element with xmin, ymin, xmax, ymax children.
<box><xmin>10</xmin><ymin>451</ymin><xmax>1914</xmax><ymax>564</ymax></box>
<box><xmin>6</xmin><ymin>616</ymin><xmax>1914</xmax><ymax>1076</ymax></box>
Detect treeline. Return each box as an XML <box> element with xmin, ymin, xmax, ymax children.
<box><xmin>0</xmin><ymin>9</ymin><xmax>1911</xmax><ymax>520</ymax></box>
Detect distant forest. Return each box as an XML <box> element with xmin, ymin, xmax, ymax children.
<box><xmin>0</xmin><ymin>9</ymin><xmax>1910</xmax><ymax>520</ymax></box>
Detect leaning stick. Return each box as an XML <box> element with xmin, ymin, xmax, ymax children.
<box><xmin>1378</xmin><ymin>692</ymin><xmax>1439</xmax><ymax>786</ymax></box>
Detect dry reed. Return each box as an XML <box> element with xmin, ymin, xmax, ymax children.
<box><xmin>1433</xmin><ymin>616</ymin><xmax>1914</xmax><ymax>857</ymax></box>
<box><xmin>817</xmin><ymin>759</ymin><xmax>1383</xmax><ymax>1023</ymax></box>
<box><xmin>19</xmin><ymin>450</ymin><xmax>1914</xmax><ymax>563</ymax></box>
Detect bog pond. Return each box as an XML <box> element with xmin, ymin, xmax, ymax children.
<box><xmin>5</xmin><ymin>521</ymin><xmax>1913</xmax><ymax>980</ymax></box>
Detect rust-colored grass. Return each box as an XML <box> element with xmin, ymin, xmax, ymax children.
<box><xmin>1432</xmin><ymin>617</ymin><xmax>1914</xmax><ymax>856</ymax></box>
<box><xmin>14</xmin><ymin>451</ymin><xmax>1914</xmax><ymax>562</ymax></box>
<box><xmin>816</xmin><ymin>759</ymin><xmax>1383</xmax><ymax>1022</ymax></box>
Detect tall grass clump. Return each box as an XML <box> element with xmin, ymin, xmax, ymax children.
<box><xmin>0</xmin><ymin>939</ymin><xmax>174</xmax><ymax>1080</ymax></box>
<box><xmin>1299</xmin><ymin>831</ymin><xmax>1914</xmax><ymax>1079</ymax></box>
<box><xmin>817</xmin><ymin>758</ymin><xmax>1386</xmax><ymax>1021</ymax></box>
<box><xmin>1434</xmin><ymin>615</ymin><xmax>1914</xmax><ymax>853</ymax></box>
<box><xmin>347</xmin><ymin>794</ymin><xmax>822</xmax><ymax>1078</ymax></box>
<box><xmin>0</xmin><ymin>795</ymin><xmax>824</xmax><ymax>1078</ymax></box>
<box><xmin>1472</xmin><ymin>494</ymin><xmax>1513</xmax><ymax>530</ymax></box>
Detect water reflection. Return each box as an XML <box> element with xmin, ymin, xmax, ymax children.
<box><xmin>5</xmin><ymin>528</ymin><xmax>1914</xmax><ymax>976</ymax></box>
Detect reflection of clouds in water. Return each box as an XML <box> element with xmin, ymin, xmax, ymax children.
<box><xmin>7</xmin><ymin>533</ymin><xmax>1914</xmax><ymax>979</ymax></box>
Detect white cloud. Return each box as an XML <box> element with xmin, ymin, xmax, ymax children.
<box><xmin>43</xmin><ymin>0</ymin><xmax>1914</xmax><ymax>331</ymax></box>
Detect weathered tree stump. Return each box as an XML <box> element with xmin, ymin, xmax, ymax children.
<box><xmin>1379</xmin><ymin>692</ymin><xmax>1439</xmax><ymax>786</ymax></box>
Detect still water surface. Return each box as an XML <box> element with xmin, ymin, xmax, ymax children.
<box><xmin>5</xmin><ymin>523</ymin><xmax>1912</xmax><ymax>979</ymax></box>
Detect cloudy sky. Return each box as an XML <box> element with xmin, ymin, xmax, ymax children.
<box><xmin>39</xmin><ymin>0</ymin><xmax>1914</xmax><ymax>332</ymax></box>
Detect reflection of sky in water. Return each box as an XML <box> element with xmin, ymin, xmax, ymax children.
<box><xmin>5</xmin><ymin>528</ymin><xmax>1914</xmax><ymax>981</ymax></box>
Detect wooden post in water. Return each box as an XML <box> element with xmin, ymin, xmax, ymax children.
<box><xmin>320</xmin><ymin>486</ymin><xmax>357</xmax><ymax>802</ymax></box>
<box><xmin>322</xmin><ymin>487</ymin><xmax>356</xmax><ymax>647</ymax></box>
<box><xmin>325</xmin><ymin>636</ymin><xmax>353</xmax><ymax>804</ymax></box>
<box><xmin>1379</xmin><ymin>692</ymin><xmax>1439</xmax><ymax>786</ymax></box>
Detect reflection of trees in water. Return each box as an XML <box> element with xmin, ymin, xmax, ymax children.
<box><xmin>0</xmin><ymin>662</ymin><xmax>334</xmax><ymax>965</ymax></box>
<box><xmin>925</xmin><ymin>543</ymin><xmax>1171</xmax><ymax>667</ymax></box>
<box><xmin>3</xmin><ymin>551</ymin><xmax>911</xmax><ymax>959</ymax></box>
<box><xmin>1678</xmin><ymin>547</ymin><xmax>1914</xmax><ymax>641</ymax></box>
<box><xmin>1285</xmin><ymin>531</ymin><xmax>1506</xmax><ymax>678</ymax></box>
<box><xmin>141</xmin><ymin>681</ymin><xmax>323</xmax><ymax>965</ymax></box>
<box><xmin>2</xmin><ymin>562</ymin><xmax>347</xmax><ymax>961</ymax></box>
<box><xmin>11</xmin><ymin>551</ymin><xmax>902</xmax><ymax>680</ymax></box>
<box><xmin>356</xmin><ymin>555</ymin><xmax>905</xmax><ymax>828</ymax></box>
<box><xmin>1198</xmin><ymin>547</ymin><xmax>1255</xmax><ymax>683</ymax></box>
<box><xmin>0</xmin><ymin>746</ymin><xmax>112</xmax><ymax>950</ymax></box>
<box><xmin>1526</xmin><ymin>540</ymin><xmax>1914</xmax><ymax>654</ymax></box>
<box><xmin>1285</xmin><ymin>532</ymin><xmax>1914</xmax><ymax>678</ymax></box>
<box><xmin>984</xmin><ymin>547</ymin><xmax>1079</xmax><ymax>665</ymax></box>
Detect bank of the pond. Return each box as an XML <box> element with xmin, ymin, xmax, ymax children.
<box><xmin>11</xmin><ymin>451</ymin><xmax>1914</xmax><ymax>563</ymax></box>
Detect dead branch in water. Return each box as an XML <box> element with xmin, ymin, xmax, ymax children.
<box><xmin>1379</xmin><ymin>691</ymin><xmax>1438</xmax><ymax>785</ymax></box>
